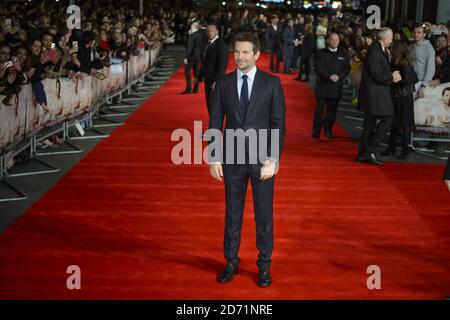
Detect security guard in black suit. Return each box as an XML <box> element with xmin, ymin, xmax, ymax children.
<box><xmin>202</xmin><ymin>23</ymin><xmax>229</xmax><ymax>114</ymax></box>
<box><xmin>312</xmin><ymin>33</ymin><xmax>351</xmax><ymax>139</ymax></box>
<box><xmin>183</xmin><ymin>21</ymin><xmax>204</xmax><ymax>94</ymax></box>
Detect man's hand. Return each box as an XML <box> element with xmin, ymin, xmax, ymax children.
<box><xmin>330</xmin><ymin>74</ymin><xmax>339</xmax><ymax>82</ymax></box>
<box><xmin>260</xmin><ymin>159</ymin><xmax>277</xmax><ymax>181</ymax></box>
<box><xmin>210</xmin><ymin>82</ymin><xmax>216</xmax><ymax>90</ymax></box>
<box><xmin>418</xmin><ymin>87</ymin><xmax>425</xmax><ymax>98</ymax></box>
<box><xmin>184</xmin><ymin>58</ymin><xmax>188</xmax><ymax>65</ymax></box>
<box><xmin>429</xmin><ymin>79</ymin><xmax>441</xmax><ymax>88</ymax></box>
<box><xmin>392</xmin><ymin>71</ymin><xmax>402</xmax><ymax>83</ymax></box>
<box><xmin>209</xmin><ymin>163</ymin><xmax>223</xmax><ymax>182</ymax></box>
<box><xmin>445</xmin><ymin>180</ymin><xmax>450</xmax><ymax>192</ymax></box>
<box><xmin>436</xmin><ymin>56</ymin><xmax>442</xmax><ymax>66</ymax></box>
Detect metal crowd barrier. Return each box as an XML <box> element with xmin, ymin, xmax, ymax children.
<box><xmin>411</xmin><ymin>126</ymin><xmax>450</xmax><ymax>160</ymax></box>
<box><xmin>0</xmin><ymin>43</ymin><xmax>164</xmax><ymax>202</ymax></box>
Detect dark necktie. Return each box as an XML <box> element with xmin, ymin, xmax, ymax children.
<box><xmin>240</xmin><ymin>74</ymin><xmax>249</xmax><ymax>117</ymax></box>
<box><xmin>203</xmin><ymin>41</ymin><xmax>211</xmax><ymax>59</ymax></box>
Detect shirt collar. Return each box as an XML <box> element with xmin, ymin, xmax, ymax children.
<box><xmin>328</xmin><ymin>47</ymin><xmax>338</xmax><ymax>52</ymax></box>
<box><xmin>209</xmin><ymin>36</ymin><xmax>219</xmax><ymax>44</ymax></box>
<box><xmin>237</xmin><ymin>65</ymin><xmax>257</xmax><ymax>82</ymax></box>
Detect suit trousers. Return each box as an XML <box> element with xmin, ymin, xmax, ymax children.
<box><xmin>223</xmin><ymin>163</ymin><xmax>274</xmax><ymax>270</ymax></box>
<box><xmin>313</xmin><ymin>97</ymin><xmax>340</xmax><ymax>135</ymax></box>
<box><xmin>184</xmin><ymin>59</ymin><xmax>200</xmax><ymax>91</ymax></box>
<box><xmin>204</xmin><ymin>79</ymin><xmax>214</xmax><ymax>115</ymax></box>
<box><xmin>359</xmin><ymin>114</ymin><xmax>393</xmax><ymax>155</ymax></box>
<box><xmin>269</xmin><ymin>48</ymin><xmax>282</xmax><ymax>73</ymax></box>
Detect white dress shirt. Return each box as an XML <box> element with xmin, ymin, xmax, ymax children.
<box><xmin>237</xmin><ymin>66</ymin><xmax>257</xmax><ymax>100</ymax></box>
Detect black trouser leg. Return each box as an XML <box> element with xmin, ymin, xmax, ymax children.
<box><xmin>402</xmin><ymin>127</ymin><xmax>412</xmax><ymax>148</ymax></box>
<box><xmin>303</xmin><ymin>57</ymin><xmax>311</xmax><ymax>80</ymax></box>
<box><xmin>205</xmin><ymin>80</ymin><xmax>213</xmax><ymax>115</ymax></box>
<box><xmin>312</xmin><ymin>97</ymin><xmax>327</xmax><ymax>135</ymax></box>
<box><xmin>275</xmin><ymin>49</ymin><xmax>282</xmax><ymax>73</ymax></box>
<box><xmin>223</xmin><ymin>165</ymin><xmax>249</xmax><ymax>266</ymax></box>
<box><xmin>192</xmin><ymin>59</ymin><xmax>200</xmax><ymax>91</ymax></box>
<box><xmin>323</xmin><ymin>98</ymin><xmax>340</xmax><ymax>133</ymax></box>
<box><xmin>369</xmin><ymin>116</ymin><xmax>392</xmax><ymax>155</ymax></box>
<box><xmin>249</xmin><ymin>165</ymin><xmax>274</xmax><ymax>270</ymax></box>
<box><xmin>270</xmin><ymin>50</ymin><xmax>275</xmax><ymax>72</ymax></box>
<box><xmin>184</xmin><ymin>61</ymin><xmax>193</xmax><ymax>91</ymax></box>
<box><xmin>359</xmin><ymin>114</ymin><xmax>378</xmax><ymax>155</ymax></box>
<box><xmin>284</xmin><ymin>56</ymin><xmax>292</xmax><ymax>73</ymax></box>
<box><xmin>389</xmin><ymin>125</ymin><xmax>399</xmax><ymax>146</ymax></box>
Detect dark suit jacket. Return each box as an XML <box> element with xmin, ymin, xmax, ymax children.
<box><xmin>202</xmin><ymin>37</ymin><xmax>229</xmax><ymax>84</ymax></box>
<box><xmin>314</xmin><ymin>47</ymin><xmax>351</xmax><ymax>98</ymax></box>
<box><xmin>283</xmin><ymin>26</ymin><xmax>295</xmax><ymax>58</ymax></box>
<box><xmin>185</xmin><ymin>30</ymin><xmax>204</xmax><ymax>62</ymax></box>
<box><xmin>208</xmin><ymin>68</ymin><xmax>286</xmax><ymax>167</ymax></box>
<box><xmin>265</xmin><ymin>25</ymin><xmax>283</xmax><ymax>52</ymax></box>
<box><xmin>444</xmin><ymin>155</ymin><xmax>450</xmax><ymax>180</ymax></box>
<box><xmin>358</xmin><ymin>41</ymin><xmax>394</xmax><ymax>116</ymax></box>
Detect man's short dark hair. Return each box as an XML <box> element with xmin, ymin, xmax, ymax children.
<box><xmin>233</xmin><ymin>32</ymin><xmax>260</xmax><ymax>54</ymax></box>
<box><xmin>414</xmin><ymin>23</ymin><xmax>425</xmax><ymax>32</ymax></box>
<box><xmin>442</xmin><ymin>87</ymin><xmax>450</xmax><ymax>96</ymax></box>
<box><xmin>207</xmin><ymin>23</ymin><xmax>218</xmax><ymax>30</ymax></box>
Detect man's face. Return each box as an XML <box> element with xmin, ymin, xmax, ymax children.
<box><xmin>382</xmin><ymin>32</ymin><xmax>393</xmax><ymax>48</ymax></box>
<box><xmin>288</xmin><ymin>20</ymin><xmax>294</xmax><ymax>28</ymax></box>
<box><xmin>444</xmin><ymin>90</ymin><xmax>450</xmax><ymax>106</ymax></box>
<box><xmin>414</xmin><ymin>27</ymin><xmax>425</xmax><ymax>42</ymax></box>
<box><xmin>207</xmin><ymin>25</ymin><xmax>218</xmax><ymax>40</ymax></box>
<box><xmin>0</xmin><ymin>46</ymin><xmax>11</xmax><ymax>64</ymax></box>
<box><xmin>234</xmin><ymin>41</ymin><xmax>259</xmax><ymax>72</ymax></box>
<box><xmin>272</xmin><ymin>18</ymin><xmax>279</xmax><ymax>25</ymax></box>
<box><xmin>42</xmin><ymin>34</ymin><xmax>52</xmax><ymax>50</ymax></box>
<box><xmin>328</xmin><ymin>34</ymin><xmax>340</xmax><ymax>49</ymax></box>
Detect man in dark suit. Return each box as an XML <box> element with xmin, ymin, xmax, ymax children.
<box><xmin>208</xmin><ymin>32</ymin><xmax>286</xmax><ymax>288</ymax></box>
<box><xmin>444</xmin><ymin>155</ymin><xmax>450</xmax><ymax>191</ymax></box>
<box><xmin>202</xmin><ymin>23</ymin><xmax>229</xmax><ymax>114</ymax></box>
<box><xmin>282</xmin><ymin>18</ymin><xmax>296</xmax><ymax>74</ymax></box>
<box><xmin>265</xmin><ymin>15</ymin><xmax>283</xmax><ymax>73</ymax></box>
<box><xmin>312</xmin><ymin>33</ymin><xmax>351</xmax><ymax>139</ymax></box>
<box><xmin>358</xmin><ymin>27</ymin><xmax>402</xmax><ymax>165</ymax></box>
<box><xmin>183</xmin><ymin>21</ymin><xmax>203</xmax><ymax>94</ymax></box>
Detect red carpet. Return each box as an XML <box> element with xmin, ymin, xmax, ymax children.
<box><xmin>0</xmin><ymin>53</ymin><xmax>449</xmax><ymax>300</ymax></box>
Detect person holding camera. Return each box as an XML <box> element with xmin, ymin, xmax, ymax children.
<box><xmin>0</xmin><ymin>43</ymin><xmax>21</xmax><ymax>106</ymax></box>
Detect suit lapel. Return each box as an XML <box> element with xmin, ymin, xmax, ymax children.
<box><xmin>229</xmin><ymin>70</ymin><xmax>243</xmax><ymax>122</ymax></box>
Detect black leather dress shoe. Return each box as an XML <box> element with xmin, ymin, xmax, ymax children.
<box><xmin>217</xmin><ymin>263</ymin><xmax>238</xmax><ymax>284</ymax></box>
<box><xmin>258</xmin><ymin>268</ymin><xmax>272</xmax><ymax>288</ymax></box>
<box><xmin>181</xmin><ymin>89</ymin><xmax>192</xmax><ymax>94</ymax></box>
<box><xmin>312</xmin><ymin>132</ymin><xmax>320</xmax><ymax>139</ymax></box>
<box><xmin>367</xmin><ymin>153</ymin><xmax>384</xmax><ymax>165</ymax></box>
<box><xmin>325</xmin><ymin>131</ymin><xmax>334</xmax><ymax>139</ymax></box>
